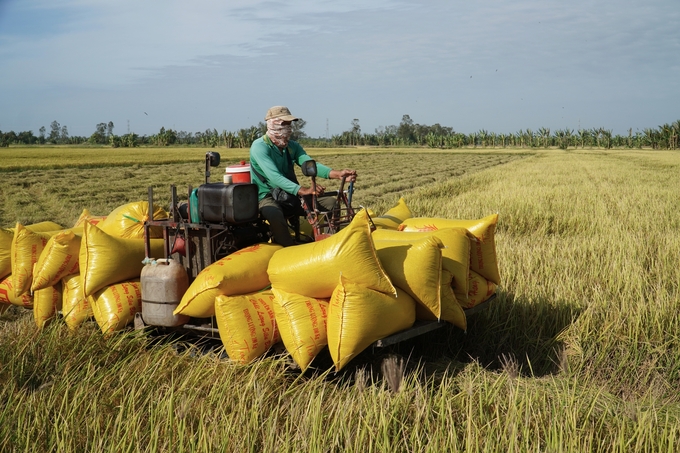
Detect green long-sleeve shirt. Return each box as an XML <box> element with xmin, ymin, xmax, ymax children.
<box><xmin>249</xmin><ymin>135</ymin><xmax>332</xmax><ymax>201</ymax></box>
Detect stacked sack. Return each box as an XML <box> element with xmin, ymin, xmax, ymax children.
<box><xmin>79</xmin><ymin>201</ymin><xmax>167</xmax><ymax>333</ymax></box>
<box><xmin>370</xmin><ymin>197</ymin><xmax>499</xmax><ymax>308</ymax></box>
<box><xmin>267</xmin><ymin>209</ymin><xmax>415</xmax><ymax>371</ymax></box>
<box><xmin>1</xmin><ymin>196</ymin><xmax>499</xmax><ymax>372</ymax></box>
<box><xmin>176</xmin><ymin>201</ymin><xmax>499</xmax><ymax>372</ymax></box>
<box><xmin>1</xmin><ymin>202</ymin><xmax>168</xmax><ymax>332</ymax></box>
<box><xmin>1</xmin><ymin>221</ymin><xmax>63</xmax><ymax>313</ymax></box>
<box><xmin>174</xmin><ymin>243</ymin><xmax>284</xmax><ymax>364</ymax></box>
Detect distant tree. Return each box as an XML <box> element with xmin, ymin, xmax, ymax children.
<box><xmin>89</xmin><ymin>123</ymin><xmax>108</xmax><ymax>144</ymax></box>
<box><xmin>122</xmin><ymin>132</ymin><xmax>139</xmax><ymax>147</ymax></box>
<box><xmin>397</xmin><ymin>115</ymin><xmax>415</xmax><ymax>144</ymax></box>
<box><xmin>153</xmin><ymin>127</ymin><xmax>177</xmax><ymax>146</ymax></box>
<box><xmin>60</xmin><ymin>125</ymin><xmax>69</xmax><ymax>143</ymax></box>
<box><xmin>17</xmin><ymin>130</ymin><xmax>37</xmax><ymax>145</ymax></box>
<box><xmin>257</xmin><ymin>121</ymin><xmax>267</xmax><ymax>137</ymax></box>
<box><xmin>107</xmin><ymin>121</ymin><xmax>114</xmax><ymax>138</ymax></box>
<box><xmin>220</xmin><ymin>131</ymin><xmax>234</xmax><ymax>148</ymax></box>
<box><xmin>349</xmin><ymin>119</ymin><xmax>361</xmax><ymax>146</ymax></box>
<box><xmin>350</xmin><ymin>119</ymin><xmax>361</xmax><ymax>135</ymax></box>
<box><xmin>538</xmin><ymin>127</ymin><xmax>551</xmax><ymax>148</ymax></box>
<box><xmin>49</xmin><ymin>121</ymin><xmax>60</xmax><ymax>143</ymax></box>
<box><xmin>38</xmin><ymin>126</ymin><xmax>46</xmax><ymax>144</ymax></box>
<box><xmin>291</xmin><ymin>118</ymin><xmax>307</xmax><ymax>141</ymax></box>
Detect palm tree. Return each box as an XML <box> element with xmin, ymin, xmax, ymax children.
<box><xmin>468</xmin><ymin>132</ymin><xmax>478</xmax><ymax>148</ymax></box>
<box><xmin>538</xmin><ymin>127</ymin><xmax>551</xmax><ymax>148</ymax></box>
<box><xmin>578</xmin><ymin>129</ymin><xmax>589</xmax><ymax>149</ymax></box>
<box><xmin>672</xmin><ymin>120</ymin><xmax>680</xmax><ymax>149</ymax></box>
<box><xmin>477</xmin><ymin>129</ymin><xmax>488</xmax><ymax>148</ymax></box>
<box><xmin>642</xmin><ymin>128</ymin><xmax>656</xmax><ymax>149</ymax></box>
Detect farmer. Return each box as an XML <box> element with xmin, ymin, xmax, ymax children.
<box><xmin>250</xmin><ymin>106</ymin><xmax>357</xmax><ymax>246</ymax></box>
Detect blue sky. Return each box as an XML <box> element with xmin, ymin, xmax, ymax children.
<box><xmin>1</xmin><ymin>0</ymin><xmax>678</xmax><ymax>139</ymax></box>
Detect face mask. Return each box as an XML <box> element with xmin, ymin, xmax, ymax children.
<box><xmin>267</xmin><ymin>119</ymin><xmax>293</xmax><ymax>147</ymax></box>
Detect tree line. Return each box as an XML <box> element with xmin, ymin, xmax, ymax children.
<box><xmin>1</xmin><ymin>116</ymin><xmax>678</xmax><ymax>150</ymax></box>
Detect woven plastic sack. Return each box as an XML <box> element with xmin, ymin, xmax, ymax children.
<box><xmin>0</xmin><ymin>274</ymin><xmax>33</xmax><ymax>308</ymax></box>
<box><xmin>215</xmin><ymin>289</ymin><xmax>281</xmax><ymax>364</ymax></box>
<box><xmin>268</xmin><ymin>209</ymin><xmax>395</xmax><ymax>299</ymax></box>
<box><xmin>25</xmin><ymin>221</ymin><xmax>64</xmax><ymax>232</ymax></box>
<box><xmin>98</xmin><ymin>201</ymin><xmax>168</xmax><ymax>239</ymax></box>
<box><xmin>327</xmin><ymin>276</ymin><xmax>416</xmax><ymax>371</ymax></box>
<box><xmin>72</xmin><ymin>208</ymin><xmax>107</xmax><ymax>228</ymax></box>
<box><xmin>11</xmin><ymin>224</ymin><xmax>60</xmax><ymax>297</ymax></box>
<box><xmin>404</xmin><ymin>269</ymin><xmax>465</xmax><ymax>326</ymax></box>
<box><xmin>90</xmin><ymin>280</ymin><xmax>141</xmax><ymax>334</ymax></box>
<box><xmin>271</xmin><ymin>287</ymin><xmax>329</xmax><ymax>371</ymax></box>
<box><xmin>372</xmin><ymin>227</ymin><xmax>472</xmax><ymax>304</ymax></box>
<box><xmin>374</xmin><ymin>236</ymin><xmax>443</xmax><ymax>317</ymax></box>
<box><xmin>61</xmin><ymin>273</ymin><xmax>92</xmax><ymax>330</ymax></box>
<box><xmin>31</xmin><ymin>228</ymin><xmax>82</xmax><ymax>292</ymax></box>
<box><xmin>174</xmin><ymin>243</ymin><xmax>282</xmax><ymax>318</ymax></box>
<box><xmin>79</xmin><ymin>222</ymin><xmax>164</xmax><ymax>298</ymax></box>
<box><xmin>467</xmin><ymin>270</ymin><xmax>497</xmax><ymax>308</ymax></box>
<box><xmin>371</xmin><ymin>198</ymin><xmax>413</xmax><ymax>230</ymax></box>
<box><xmin>0</xmin><ymin>228</ymin><xmax>14</xmax><ymax>280</ymax></box>
<box><xmin>399</xmin><ymin>214</ymin><xmax>500</xmax><ymax>284</ymax></box>
<box><xmin>1</xmin><ymin>222</ymin><xmax>62</xmax><ymax>279</ymax></box>
<box><xmin>33</xmin><ymin>283</ymin><xmax>62</xmax><ymax>329</ymax></box>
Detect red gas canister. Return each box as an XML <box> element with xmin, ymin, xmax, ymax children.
<box><xmin>225</xmin><ymin>160</ymin><xmax>251</xmax><ymax>184</ymax></box>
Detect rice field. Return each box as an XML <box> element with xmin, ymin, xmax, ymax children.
<box><xmin>1</xmin><ymin>146</ymin><xmax>679</xmax><ymax>452</ymax></box>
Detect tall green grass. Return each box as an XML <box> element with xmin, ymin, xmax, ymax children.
<box><xmin>2</xmin><ymin>148</ymin><xmax>680</xmax><ymax>451</ymax></box>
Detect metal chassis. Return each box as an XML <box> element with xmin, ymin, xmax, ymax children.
<box><xmin>139</xmin><ymin>183</ymin><xmax>495</xmax><ymax>349</ymax></box>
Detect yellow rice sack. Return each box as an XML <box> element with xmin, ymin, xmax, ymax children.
<box><xmin>72</xmin><ymin>208</ymin><xmax>107</xmax><ymax>228</ymax></box>
<box><xmin>61</xmin><ymin>273</ymin><xmax>92</xmax><ymax>330</ymax></box>
<box><xmin>24</xmin><ymin>221</ymin><xmax>64</xmax><ymax>232</ymax></box>
<box><xmin>271</xmin><ymin>287</ymin><xmax>329</xmax><ymax>372</ymax></box>
<box><xmin>372</xmin><ymin>227</ymin><xmax>472</xmax><ymax>304</ymax></box>
<box><xmin>0</xmin><ymin>228</ymin><xmax>14</xmax><ymax>280</ymax></box>
<box><xmin>79</xmin><ymin>222</ymin><xmax>164</xmax><ymax>298</ymax></box>
<box><xmin>1</xmin><ymin>222</ymin><xmax>63</xmax><ymax>279</ymax></box>
<box><xmin>98</xmin><ymin>201</ymin><xmax>168</xmax><ymax>239</ymax></box>
<box><xmin>467</xmin><ymin>270</ymin><xmax>497</xmax><ymax>308</ymax></box>
<box><xmin>174</xmin><ymin>243</ymin><xmax>282</xmax><ymax>318</ymax></box>
<box><xmin>0</xmin><ymin>274</ymin><xmax>33</xmax><ymax>308</ymax></box>
<box><xmin>371</xmin><ymin>198</ymin><xmax>413</xmax><ymax>230</ymax></box>
<box><xmin>399</xmin><ymin>267</ymin><xmax>465</xmax><ymax>330</ymax></box>
<box><xmin>267</xmin><ymin>209</ymin><xmax>395</xmax><ymax>299</ymax></box>
<box><xmin>2</xmin><ymin>222</ymin><xmax>61</xmax><ymax>277</ymax></box>
<box><xmin>33</xmin><ymin>283</ymin><xmax>62</xmax><ymax>329</ymax></box>
<box><xmin>90</xmin><ymin>280</ymin><xmax>142</xmax><ymax>334</ymax></box>
<box><xmin>328</xmin><ymin>276</ymin><xmax>416</xmax><ymax>371</ymax></box>
<box><xmin>399</xmin><ymin>214</ymin><xmax>500</xmax><ymax>285</ymax></box>
<box><xmin>374</xmin><ymin>236</ymin><xmax>443</xmax><ymax>318</ymax></box>
<box><xmin>214</xmin><ymin>290</ymin><xmax>281</xmax><ymax>364</ymax></box>
<box><xmin>11</xmin><ymin>224</ymin><xmax>60</xmax><ymax>297</ymax></box>
<box><xmin>31</xmin><ymin>229</ymin><xmax>82</xmax><ymax>292</ymax></box>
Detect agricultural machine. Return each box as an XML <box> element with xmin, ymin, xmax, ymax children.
<box><xmin>136</xmin><ymin>152</ymin><xmax>493</xmax><ymax>352</ymax></box>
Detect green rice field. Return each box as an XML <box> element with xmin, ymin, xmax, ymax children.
<box><xmin>1</xmin><ymin>146</ymin><xmax>679</xmax><ymax>452</ymax></box>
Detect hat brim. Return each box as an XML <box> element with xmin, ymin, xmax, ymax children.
<box><xmin>267</xmin><ymin>114</ymin><xmax>299</xmax><ymax>121</ymax></box>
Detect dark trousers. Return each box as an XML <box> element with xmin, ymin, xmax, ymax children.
<box><xmin>259</xmin><ymin>194</ymin><xmax>337</xmax><ymax>246</ymax></box>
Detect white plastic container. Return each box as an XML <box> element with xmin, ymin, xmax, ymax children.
<box><xmin>140</xmin><ymin>258</ymin><xmax>190</xmax><ymax>327</ymax></box>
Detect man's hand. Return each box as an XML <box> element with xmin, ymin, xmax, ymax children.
<box><xmin>298</xmin><ymin>185</ymin><xmax>325</xmax><ymax>196</ymax></box>
<box><xmin>329</xmin><ymin>169</ymin><xmax>357</xmax><ymax>182</ymax></box>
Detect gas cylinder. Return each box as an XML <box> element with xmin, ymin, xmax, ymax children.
<box><xmin>140</xmin><ymin>258</ymin><xmax>190</xmax><ymax>327</ymax></box>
